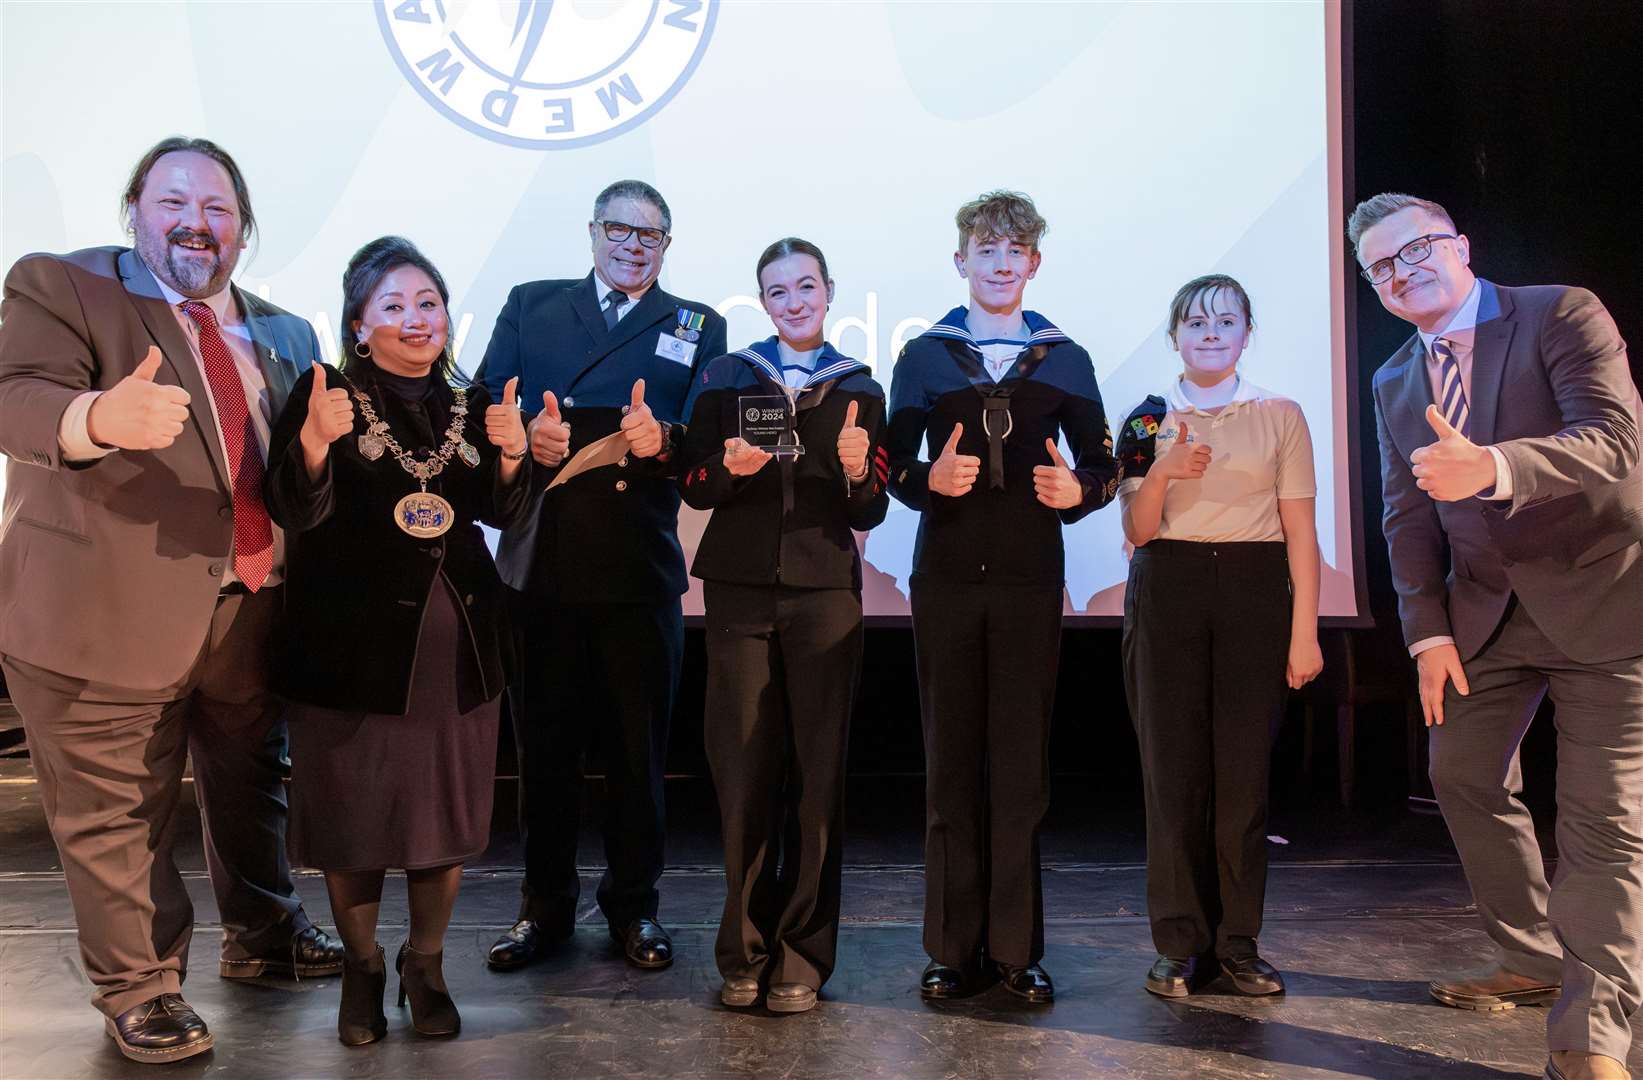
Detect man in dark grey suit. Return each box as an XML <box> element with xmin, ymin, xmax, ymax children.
<box><xmin>1355</xmin><ymin>192</ymin><xmax>1641</xmax><ymax>1080</ymax></box>
<box><xmin>0</xmin><ymin>138</ymin><xmax>341</xmax><ymax>1063</ymax></box>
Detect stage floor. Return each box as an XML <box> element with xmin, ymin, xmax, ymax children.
<box><xmin>2</xmin><ymin>762</ymin><xmax>1638</xmax><ymax>1079</ymax></box>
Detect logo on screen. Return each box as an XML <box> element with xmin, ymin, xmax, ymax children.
<box><xmin>377</xmin><ymin>0</ymin><xmax>718</xmax><ymax>150</ymax></box>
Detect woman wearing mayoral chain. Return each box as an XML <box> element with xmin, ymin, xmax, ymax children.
<box><xmin>264</xmin><ymin>237</ymin><xmax>530</xmax><ymax>1045</ymax></box>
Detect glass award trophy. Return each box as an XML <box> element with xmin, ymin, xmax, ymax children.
<box><xmin>738</xmin><ymin>393</ymin><xmax>804</xmax><ymax>456</ymax></box>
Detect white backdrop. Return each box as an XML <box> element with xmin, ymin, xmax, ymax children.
<box><xmin>0</xmin><ymin>0</ymin><xmax>1356</xmax><ymax>618</ymax></box>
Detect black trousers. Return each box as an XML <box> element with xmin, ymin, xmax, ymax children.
<box><xmin>909</xmin><ymin>577</ymin><xmax>1063</xmax><ymax>971</ymax></box>
<box><xmin>703</xmin><ymin>581</ymin><xmax>862</xmax><ymax>991</ymax></box>
<box><xmin>1121</xmin><ymin>539</ymin><xmax>1290</xmax><ymax>959</ymax></box>
<box><xmin>508</xmin><ymin>593</ymin><xmax>683</xmax><ymax>932</ymax></box>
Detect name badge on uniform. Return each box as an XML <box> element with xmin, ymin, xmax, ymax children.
<box><xmin>655</xmin><ymin>332</ymin><xmax>696</xmax><ymax>366</ymax></box>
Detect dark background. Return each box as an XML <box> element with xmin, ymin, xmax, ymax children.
<box><xmin>655</xmin><ymin>0</ymin><xmax>1643</xmax><ymax>817</ymax></box>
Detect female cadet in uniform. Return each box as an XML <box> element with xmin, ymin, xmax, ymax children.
<box><xmin>885</xmin><ymin>192</ymin><xmax>1119</xmax><ymax>1004</ymax></box>
<box><xmin>678</xmin><ymin>237</ymin><xmax>889</xmax><ymax>1013</ymax></box>
<box><xmin>1117</xmin><ymin>273</ymin><xmax>1323</xmax><ymax>1000</ymax></box>
<box><xmin>265</xmin><ymin>236</ymin><xmax>530</xmax><ymax>1044</ymax></box>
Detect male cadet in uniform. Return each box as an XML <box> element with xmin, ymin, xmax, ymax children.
<box><xmin>477</xmin><ymin>180</ymin><xmax>727</xmax><ymax>972</ymax></box>
<box><xmin>0</xmin><ymin>137</ymin><xmax>342</xmax><ymax>1063</ymax></box>
<box><xmin>1355</xmin><ymin>191</ymin><xmax>1642</xmax><ymax>1080</ymax></box>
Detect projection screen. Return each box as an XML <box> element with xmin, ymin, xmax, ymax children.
<box><xmin>0</xmin><ymin>0</ymin><xmax>1362</xmax><ymax>623</ymax></box>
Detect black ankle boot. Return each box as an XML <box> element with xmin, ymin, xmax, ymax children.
<box><xmin>337</xmin><ymin>945</ymin><xmax>387</xmax><ymax>1045</ymax></box>
<box><xmin>396</xmin><ymin>942</ymin><xmax>460</xmax><ymax>1037</ymax></box>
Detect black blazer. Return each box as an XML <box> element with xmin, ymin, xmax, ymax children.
<box><xmin>264</xmin><ymin>364</ymin><xmax>530</xmax><ymax>714</ymax></box>
<box><xmin>678</xmin><ymin>343</ymin><xmax>889</xmax><ymax>589</ymax></box>
<box><xmin>474</xmin><ymin>272</ymin><xmax>728</xmax><ymax>603</ymax></box>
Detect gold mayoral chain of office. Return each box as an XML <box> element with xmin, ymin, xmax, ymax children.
<box><xmin>352</xmin><ymin>385</ymin><xmax>480</xmax><ymax>539</ymax></box>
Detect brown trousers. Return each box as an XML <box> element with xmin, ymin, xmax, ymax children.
<box><xmin>4</xmin><ymin>587</ymin><xmax>308</xmax><ymax>1018</ymax></box>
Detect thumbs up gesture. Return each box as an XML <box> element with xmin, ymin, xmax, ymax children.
<box><xmin>298</xmin><ymin>364</ymin><xmax>355</xmax><ymax>452</ymax></box>
<box><xmin>528</xmin><ymin>389</ymin><xmax>572</xmax><ymax>467</ymax></box>
<box><xmin>837</xmin><ymin>399</ymin><xmax>869</xmax><ymax>482</ymax></box>
<box><xmin>928</xmin><ymin>422</ymin><xmax>981</xmax><ymax>497</ymax></box>
<box><xmin>1410</xmin><ymin>404</ymin><xmax>1495</xmax><ymax>501</ymax></box>
<box><xmin>619</xmin><ymin>378</ymin><xmax>664</xmax><ymax>458</ymax></box>
<box><xmin>1154</xmin><ymin>421</ymin><xmax>1212</xmax><ymax>480</ymax></box>
<box><xmin>485</xmin><ymin>377</ymin><xmax>527</xmax><ymax>457</ymax></box>
<box><xmin>1033</xmin><ymin>437</ymin><xmax>1083</xmax><ymax>510</ymax></box>
<box><xmin>85</xmin><ymin>346</ymin><xmax>193</xmax><ymax>450</ymax></box>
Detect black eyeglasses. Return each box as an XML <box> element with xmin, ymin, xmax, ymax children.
<box><xmin>595</xmin><ymin>219</ymin><xmax>668</xmax><ymax>249</ymax></box>
<box><xmin>1360</xmin><ymin>233</ymin><xmax>1455</xmax><ymax>285</ymax></box>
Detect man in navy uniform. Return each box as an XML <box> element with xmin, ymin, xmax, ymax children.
<box><xmin>477</xmin><ymin>180</ymin><xmax>727</xmax><ymax>971</ymax></box>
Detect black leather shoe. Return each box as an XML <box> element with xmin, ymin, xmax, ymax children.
<box><xmin>1145</xmin><ymin>955</ymin><xmax>1215</xmax><ymax>998</ymax></box>
<box><xmin>104</xmin><ymin>994</ymin><xmax>213</xmax><ymax>1063</ymax></box>
<box><xmin>1221</xmin><ymin>953</ymin><xmax>1285</xmax><ymax>996</ymax></box>
<box><xmin>613</xmin><ymin>918</ymin><xmax>673</xmax><ymax>969</ymax></box>
<box><xmin>396</xmin><ymin>942</ymin><xmax>460</xmax><ymax>1037</ymax></box>
<box><xmin>720</xmin><ymin>976</ymin><xmax>760</xmax><ymax>1007</ymax></box>
<box><xmin>997</xmin><ymin>962</ymin><xmax>1055</xmax><ymax>1004</ymax></box>
<box><xmin>920</xmin><ymin>961</ymin><xmax>966</xmax><ymax>999</ymax></box>
<box><xmin>337</xmin><ymin>945</ymin><xmax>387</xmax><ymax>1046</ymax></box>
<box><xmin>920</xmin><ymin>959</ymin><xmax>997</xmax><ymax>999</ymax></box>
<box><xmin>767</xmin><ymin>982</ymin><xmax>818</xmax><ymax>1013</ymax></box>
<box><xmin>488</xmin><ymin>919</ymin><xmax>551</xmax><ymax>971</ymax></box>
<box><xmin>220</xmin><ymin>924</ymin><xmax>345</xmax><ymax>978</ymax></box>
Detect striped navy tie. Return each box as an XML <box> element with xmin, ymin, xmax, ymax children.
<box><xmin>1432</xmin><ymin>337</ymin><xmax>1469</xmax><ymax>438</ymax></box>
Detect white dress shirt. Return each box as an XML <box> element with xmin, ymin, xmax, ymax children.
<box><xmin>597</xmin><ymin>275</ymin><xmax>651</xmax><ymax>324</ymax></box>
<box><xmin>1406</xmin><ymin>281</ymin><xmax>1516</xmax><ymax>657</ymax></box>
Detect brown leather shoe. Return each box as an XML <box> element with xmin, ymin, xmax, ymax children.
<box><xmin>1546</xmin><ymin>1050</ymin><xmax>1632</xmax><ymax>1080</ymax></box>
<box><xmin>1429</xmin><ymin>964</ymin><xmax>1560</xmax><ymax>1011</ymax></box>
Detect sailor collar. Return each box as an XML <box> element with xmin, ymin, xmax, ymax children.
<box><xmin>729</xmin><ymin>336</ymin><xmax>868</xmax><ymax>391</ymax></box>
<box><xmin>919</xmin><ymin>307</ymin><xmax>1072</xmax><ymax>352</ymax></box>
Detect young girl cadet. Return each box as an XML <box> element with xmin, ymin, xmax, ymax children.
<box><xmin>678</xmin><ymin>237</ymin><xmax>889</xmax><ymax>1014</ymax></box>
<box><xmin>1118</xmin><ymin>273</ymin><xmax>1323</xmax><ymax>1000</ymax></box>
<box><xmin>886</xmin><ymin>191</ymin><xmax>1119</xmax><ymax>1004</ymax></box>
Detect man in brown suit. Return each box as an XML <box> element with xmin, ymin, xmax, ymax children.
<box><xmin>0</xmin><ymin>137</ymin><xmax>342</xmax><ymax>1063</ymax></box>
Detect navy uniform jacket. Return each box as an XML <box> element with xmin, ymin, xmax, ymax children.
<box><xmin>678</xmin><ymin>338</ymin><xmax>889</xmax><ymax>589</ymax></box>
<box><xmin>886</xmin><ymin>308</ymin><xmax>1118</xmax><ymax>586</ymax></box>
<box><xmin>474</xmin><ymin>271</ymin><xmax>728</xmax><ymax>603</ymax></box>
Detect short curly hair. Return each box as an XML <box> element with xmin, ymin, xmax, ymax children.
<box><xmin>955</xmin><ymin>190</ymin><xmax>1047</xmax><ymax>253</ymax></box>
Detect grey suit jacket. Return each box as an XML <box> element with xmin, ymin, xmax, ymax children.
<box><xmin>1373</xmin><ymin>279</ymin><xmax>1642</xmax><ymax>664</ymax></box>
<box><xmin>0</xmin><ymin>246</ymin><xmax>318</xmax><ymax>692</ymax></box>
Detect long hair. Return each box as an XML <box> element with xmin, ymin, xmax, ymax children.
<box><xmin>337</xmin><ymin>236</ymin><xmax>467</xmax><ymax>388</ymax></box>
<box><xmin>121</xmin><ymin>136</ymin><xmax>257</xmax><ymax>248</ymax></box>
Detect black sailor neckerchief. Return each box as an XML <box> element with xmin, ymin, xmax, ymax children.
<box><xmin>728</xmin><ymin>338</ymin><xmax>871</xmax><ymax>513</ymax></box>
<box><xmin>920</xmin><ymin>310</ymin><xmax>1071</xmax><ymax>489</ymax></box>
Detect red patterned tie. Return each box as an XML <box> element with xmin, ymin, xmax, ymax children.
<box><xmin>180</xmin><ymin>301</ymin><xmax>274</xmax><ymax>591</ymax></box>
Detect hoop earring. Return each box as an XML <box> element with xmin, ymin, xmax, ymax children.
<box><xmin>354</xmin><ymin>340</ymin><xmax>371</xmax><ymax>359</ymax></box>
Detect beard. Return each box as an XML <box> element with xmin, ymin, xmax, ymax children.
<box><xmin>133</xmin><ymin>221</ymin><xmax>236</xmax><ymax>298</ymax></box>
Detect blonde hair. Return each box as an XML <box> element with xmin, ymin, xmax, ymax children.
<box><xmin>955</xmin><ymin>190</ymin><xmax>1047</xmax><ymax>252</ymax></box>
